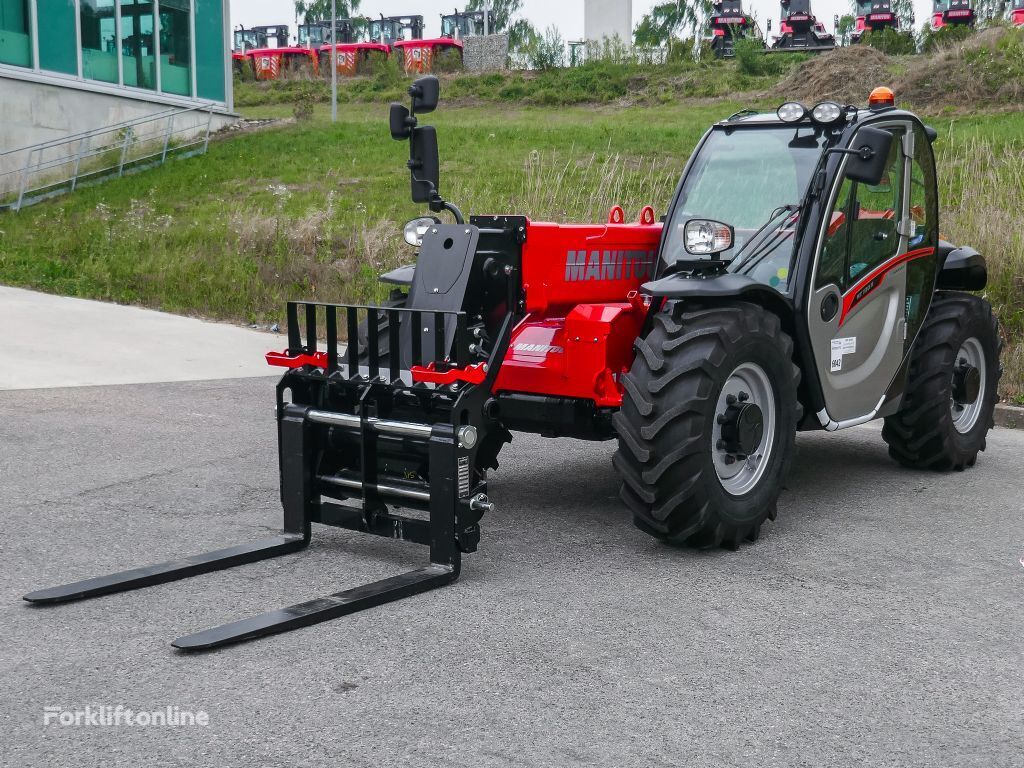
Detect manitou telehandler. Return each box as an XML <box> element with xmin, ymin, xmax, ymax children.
<box><xmin>441</xmin><ymin>8</ymin><xmax>495</xmax><ymax>39</ymax></box>
<box><xmin>1014</xmin><ymin>0</ymin><xmax>1024</xmax><ymax>26</ymax></box>
<box><xmin>25</xmin><ymin>80</ymin><xmax>1002</xmax><ymax>651</ymax></box>
<box><xmin>770</xmin><ymin>0</ymin><xmax>836</xmax><ymax>51</ymax></box>
<box><xmin>709</xmin><ymin>0</ymin><xmax>765</xmax><ymax>57</ymax></box>
<box><xmin>852</xmin><ymin>0</ymin><xmax>901</xmax><ymax>41</ymax></box>
<box><xmin>931</xmin><ymin>0</ymin><xmax>976</xmax><ymax>28</ymax></box>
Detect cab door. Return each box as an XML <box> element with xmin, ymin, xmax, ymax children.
<box><xmin>806</xmin><ymin>121</ymin><xmax>916</xmax><ymax>425</ymax></box>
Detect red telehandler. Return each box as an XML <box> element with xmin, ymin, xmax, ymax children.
<box><xmin>770</xmin><ymin>0</ymin><xmax>836</xmax><ymax>51</ymax></box>
<box><xmin>931</xmin><ymin>0</ymin><xmax>976</xmax><ymax>28</ymax></box>
<box><xmin>24</xmin><ymin>80</ymin><xmax>1002</xmax><ymax>651</ymax></box>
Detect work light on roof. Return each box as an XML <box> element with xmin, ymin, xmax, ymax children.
<box><xmin>811</xmin><ymin>101</ymin><xmax>843</xmax><ymax>124</ymax></box>
<box><xmin>777</xmin><ymin>102</ymin><xmax>807</xmax><ymax>123</ymax></box>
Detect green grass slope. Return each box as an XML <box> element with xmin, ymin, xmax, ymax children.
<box><xmin>0</xmin><ymin>41</ymin><xmax>1021</xmax><ymax>397</ymax></box>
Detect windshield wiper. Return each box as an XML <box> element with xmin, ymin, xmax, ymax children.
<box><xmin>730</xmin><ymin>204</ymin><xmax>800</xmax><ymax>274</ymax></box>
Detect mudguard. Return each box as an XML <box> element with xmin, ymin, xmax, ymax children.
<box><xmin>641</xmin><ymin>272</ymin><xmax>794</xmax><ymax>316</ymax></box>
<box><xmin>937</xmin><ymin>245</ymin><xmax>987</xmax><ymax>291</ymax></box>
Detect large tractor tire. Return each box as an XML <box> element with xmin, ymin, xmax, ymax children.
<box><xmin>613</xmin><ymin>302</ymin><xmax>801</xmax><ymax>549</ymax></box>
<box><xmin>882</xmin><ymin>292</ymin><xmax>1001</xmax><ymax>471</ymax></box>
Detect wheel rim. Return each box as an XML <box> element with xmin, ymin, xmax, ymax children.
<box><xmin>951</xmin><ymin>337</ymin><xmax>986</xmax><ymax>435</ymax></box>
<box><xmin>712</xmin><ymin>362</ymin><xmax>777</xmax><ymax>497</ymax></box>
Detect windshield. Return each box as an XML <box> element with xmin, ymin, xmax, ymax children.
<box><xmin>663</xmin><ymin>125</ymin><xmax>828</xmax><ymax>294</ymax></box>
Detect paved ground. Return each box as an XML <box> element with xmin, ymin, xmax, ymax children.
<box><xmin>1</xmin><ymin>377</ymin><xmax>1022</xmax><ymax>767</ymax></box>
<box><xmin>0</xmin><ymin>286</ymin><xmax>277</xmax><ymax>389</ymax></box>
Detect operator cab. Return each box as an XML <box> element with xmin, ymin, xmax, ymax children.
<box><xmin>654</xmin><ymin>88</ymin><xmax>953</xmax><ymax>425</ymax></box>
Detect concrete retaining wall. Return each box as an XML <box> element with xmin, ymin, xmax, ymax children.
<box><xmin>0</xmin><ymin>76</ymin><xmax>237</xmax><ymax>196</ymax></box>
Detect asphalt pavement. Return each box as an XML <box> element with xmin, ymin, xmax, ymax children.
<box><xmin>1</xmin><ymin>376</ymin><xmax>1022</xmax><ymax>767</ymax></box>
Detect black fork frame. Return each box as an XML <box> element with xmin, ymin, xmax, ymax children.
<box><xmin>24</xmin><ymin>301</ymin><xmax>514</xmax><ymax>652</ymax></box>
<box><xmin>23</xmin><ymin>216</ymin><xmax>524</xmax><ymax>652</ymax></box>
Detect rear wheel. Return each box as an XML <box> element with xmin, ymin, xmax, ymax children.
<box><xmin>612</xmin><ymin>302</ymin><xmax>801</xmax><ymax>549</ymax></box>
<box><xmin>882</xmin><ymin>292</ymin><xmax>1001</xmax><ymax>471</ymax></box>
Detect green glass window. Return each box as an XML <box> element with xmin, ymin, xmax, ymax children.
<box><xmin>121</xmin><ymin>0</ymin><xmax>155</xmax><ymax>90</ymax></box>
<box><xmin>38</xmin><ymin>0</ymin><xmax>78</xmax><ymax>74</ymax></box>
<box><xmin>81</xmin><ymin>0</ymin><xmax>118</xmax><ymax>83</ymax></box>
<box><xmin>194</xmin><ymin>0</ymin><xmax>225</xmax><ymax>102</ymax></box>
<box><xmin>0</xmin><ymin>0</ymin><xmax>32</xmax><ymax>68</ymax></box>
<box><xmin>159</xmin><ymin>0</ymin><xmax>191</xmax><ymax>95</ymax></box>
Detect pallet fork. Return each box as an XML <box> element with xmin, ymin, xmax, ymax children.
<box><xmin>24</xmin><ymin>275</ymin><xmax>517</xmax><ymax>650</ymax></box>
<box><xmin>24</xmin><ymin>79</ymin><xmax>524</xmax><ymax>651</ymax></box>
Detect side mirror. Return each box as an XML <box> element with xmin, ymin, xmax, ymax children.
<box><xmin>840</xmin><ymin>126</ymin><xmax>893</xmax><ymax>186</ymax></box>
<box><xmin>390</xmin><ymin>103</ymin><xmax>412</xmax><ymax>140</ymax></box>
<box><xmin>410</xmin><ymin>75</ymin><xmax>439</xmax><ymax>114</ymax></box>
<box><xmin>410</xmin><ymin>126</ymin><xmax>440</xmax><ymax>204</ymax></box>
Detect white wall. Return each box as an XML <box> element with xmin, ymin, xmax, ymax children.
<box><xmin>584</xmin><ymin>0</ymin><xmax>634</xmax><ymax>43</ymax></box>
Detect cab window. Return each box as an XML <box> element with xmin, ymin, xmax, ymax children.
<box><xmin>816</xmin><ymin>127</ymin><xmax>905</xmax><ymax>291</ymax></box>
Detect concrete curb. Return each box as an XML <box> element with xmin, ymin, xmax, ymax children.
<box><xmin>995</xmin><ymin>404</ymin><xmax>1024</xmax><ymax>430</ymax></box>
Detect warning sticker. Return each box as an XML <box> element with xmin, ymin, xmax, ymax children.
<box><xmin>830</xmin><ymin>337</ymin><xmax>857</xmax><ymax>372</ymax></box>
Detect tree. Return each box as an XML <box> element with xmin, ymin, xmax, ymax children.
<box><xmin>836</xmin><ymin>13</ymin><xmax>856</xmax><ymax>45</ymax></box>
<box><xmin>633</xmin><ymin>1</ymin><xmax>713</xmax><ymax>49</ymax></box>
<box><xmin>294</xmin><ymin>0</ymin><xmax>360</xmax><ymax>24</ymax></box>
<box><xmin>465</xmin><ymin>0</ymin><xmax>537</xmax><ymax>50</ymax></box>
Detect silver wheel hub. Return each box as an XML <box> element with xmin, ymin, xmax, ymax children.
<box><xmin>712</xmin><ymin>362</ymin><xmax>776</xmax><ymax>496</ymax></box>
<box><xmin>951</xmin><ymin>338</ymin><xmax>985</xmax><ymax>435</ymax></box>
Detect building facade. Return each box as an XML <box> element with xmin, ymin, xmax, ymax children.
<box><xmin>584</xmin><ymin>0</ymin><xmax>632</xmax><ymax>44</ymax></box>
<box><xmin>1</xmin><ymin>0</ymin><xmax>235</xmax><ymax>193</ymax></box>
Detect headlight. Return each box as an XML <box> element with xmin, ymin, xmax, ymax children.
<box><xmin>776</xmin><ymin>102</ymin><xmax>807</xmax><ymax>123</ymax></box>
<box><xmin>684</xmin><ymin>219</ymin><xmax>734</xmax><ymax>257</ymax></box>
<box><xmin>811</xmin><ymin>101</ymin><xmax>843</xmax><ymax>124</ymax></box>
<box><xmin>403</xmin><ymin>216</ymin><xmax>439</xmax><ymax>247</ymax></box>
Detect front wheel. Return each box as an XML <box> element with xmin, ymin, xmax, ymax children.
<box><xmin>882</xmin><ymin>292</ymin><xmax>1002</xmax><ymax>471</ymax></box>
<box><xmin>612</xmin><ymin>302</ymin><xmax>801</xmax><ymax>549</ymax></box>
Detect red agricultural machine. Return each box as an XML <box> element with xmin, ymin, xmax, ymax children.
<box><xmin>440</xmin><ymin>8</ymin><xmax>495</xmax><ymax>39</ymax></box>
<box><xmin>232</xmin><ymin>26</ymin><xmax>268</xmax><ymax>74</ymax></box>
<box><xmin>769</xmin><ymin>0</ymin><xmax>836</xmax><ymax>51</ymax></box>
<box><xmin>243</xmin><ymin>23</ymin><xmax>321</xmax><ymax>80</ymax></box>
<box><xmin>1010</xmin><ymin>0</ymin><xmax>1024</xmax><ymax>25</ymax></box>
<box><xmin>852</xmin><ymin>0</ymin><xmax>900</xmax><ymax>42</ymax></box>
<box><xmin>25</xmin><ymin>79</ymin><xmax>1002</xmax><ymax>651</ymax></box>
<box><xmin>368</xmin><ymin>14</ymin><xmax>425</xmax><ymax>46</ymax></box>
<box><xmin>709</xmin><ymin>0</ymin><xmax>765</xmax><ymax>58</ymax></box>
<box><xmin>393</xmin><ymin>37</ymin><xmax>464</xmax><ymax>73</ymax></box>
<box><xmin>931</xmin><ymin>0</ymin><xmax>976</xmax><ymax>28</ymax></box>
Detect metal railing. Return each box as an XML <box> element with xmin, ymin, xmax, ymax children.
<box><xmin>0</xmin><ymin>104</ymin><xmax>218</xmax><ymax>212</ymax></box>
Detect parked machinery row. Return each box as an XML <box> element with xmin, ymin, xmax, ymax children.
<box><xmin>232</xmin><ymin>9</ymin><xmax>497</xmax><ymax>81</ymax></box>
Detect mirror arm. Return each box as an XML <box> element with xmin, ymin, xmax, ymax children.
<box><xmin>826</xmin><ymin>145</ymin><xmax>876</xmax><ymax>161</ymax></box>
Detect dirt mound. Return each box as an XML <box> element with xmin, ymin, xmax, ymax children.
<box><xmin>894</xmin><ymin>27</ymin><xmax>1024</xmax><ymax>109</ymax></box>
<box><xmin>769</xmin><ymin>46</ymin><xmax>890</xmax><ymax>105</ymax></box>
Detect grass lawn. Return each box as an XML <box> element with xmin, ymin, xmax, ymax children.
<box><xmin>0</xmin><ymin>98</ymin><xmax>1020</xmax><ymax>397</ymax></box>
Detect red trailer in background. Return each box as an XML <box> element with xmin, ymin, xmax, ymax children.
<box><xmin>250</xmin><ymin>47</ymin><xmax>320</xmax><ymax>80</ymax></box>
<box><xmin>319</xmin><ymin>42</ymin><xmax>391</xmax><ymax>76</ymax></box>
<box><xmin>392</xmin><ymin>38</ymin><xmax>464</xmax><ymax>73</ymax></box>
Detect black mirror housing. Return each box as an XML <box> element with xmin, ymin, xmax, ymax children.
<box><xmin>390</xmin><ymin>103</ymin><xmax>411</xmax><ymax>140</ymax></box>
<box><xmin>410</xmin><ymin>75</ymin><xmax>440</xmax><ymax>114</ymax></box>
<box><xmin>410</xmin><ymin>126</ymin><xmax>440</xmax><ymax>204</ymax></box>
<box><xmin>843</xmin><ymin>126</ymin><xmax>893</xmax><ymax>186</ymax></box>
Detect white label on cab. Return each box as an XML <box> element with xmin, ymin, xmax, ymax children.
<box><xmin>830</xmin><ymin>337</ymin><xmax>857</xmax><ymax>372</ymax></box>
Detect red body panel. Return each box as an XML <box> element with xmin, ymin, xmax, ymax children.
<box><xmin>492</xmin><ymin>217</ymin><xmax>663</xmax><ymax>407</ymax></box>
<box><xmin>249</xmin><ymin>48</ymin><xmax>320</xmax><ymax>80</ymax></box>
<box><xmin>267</xmin><ymin>214</ymin><xmax>664</xmax><ymax>410</ymax></box>
<box><xmin>392</xmin><ymin>39</ymin><xmax>463</xmax><ymax>74</ymax></box>
<box><xmin>1014</xmin><ymin>8</ymin><xmax>1024</xmax><ymax>25</ymax></box>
